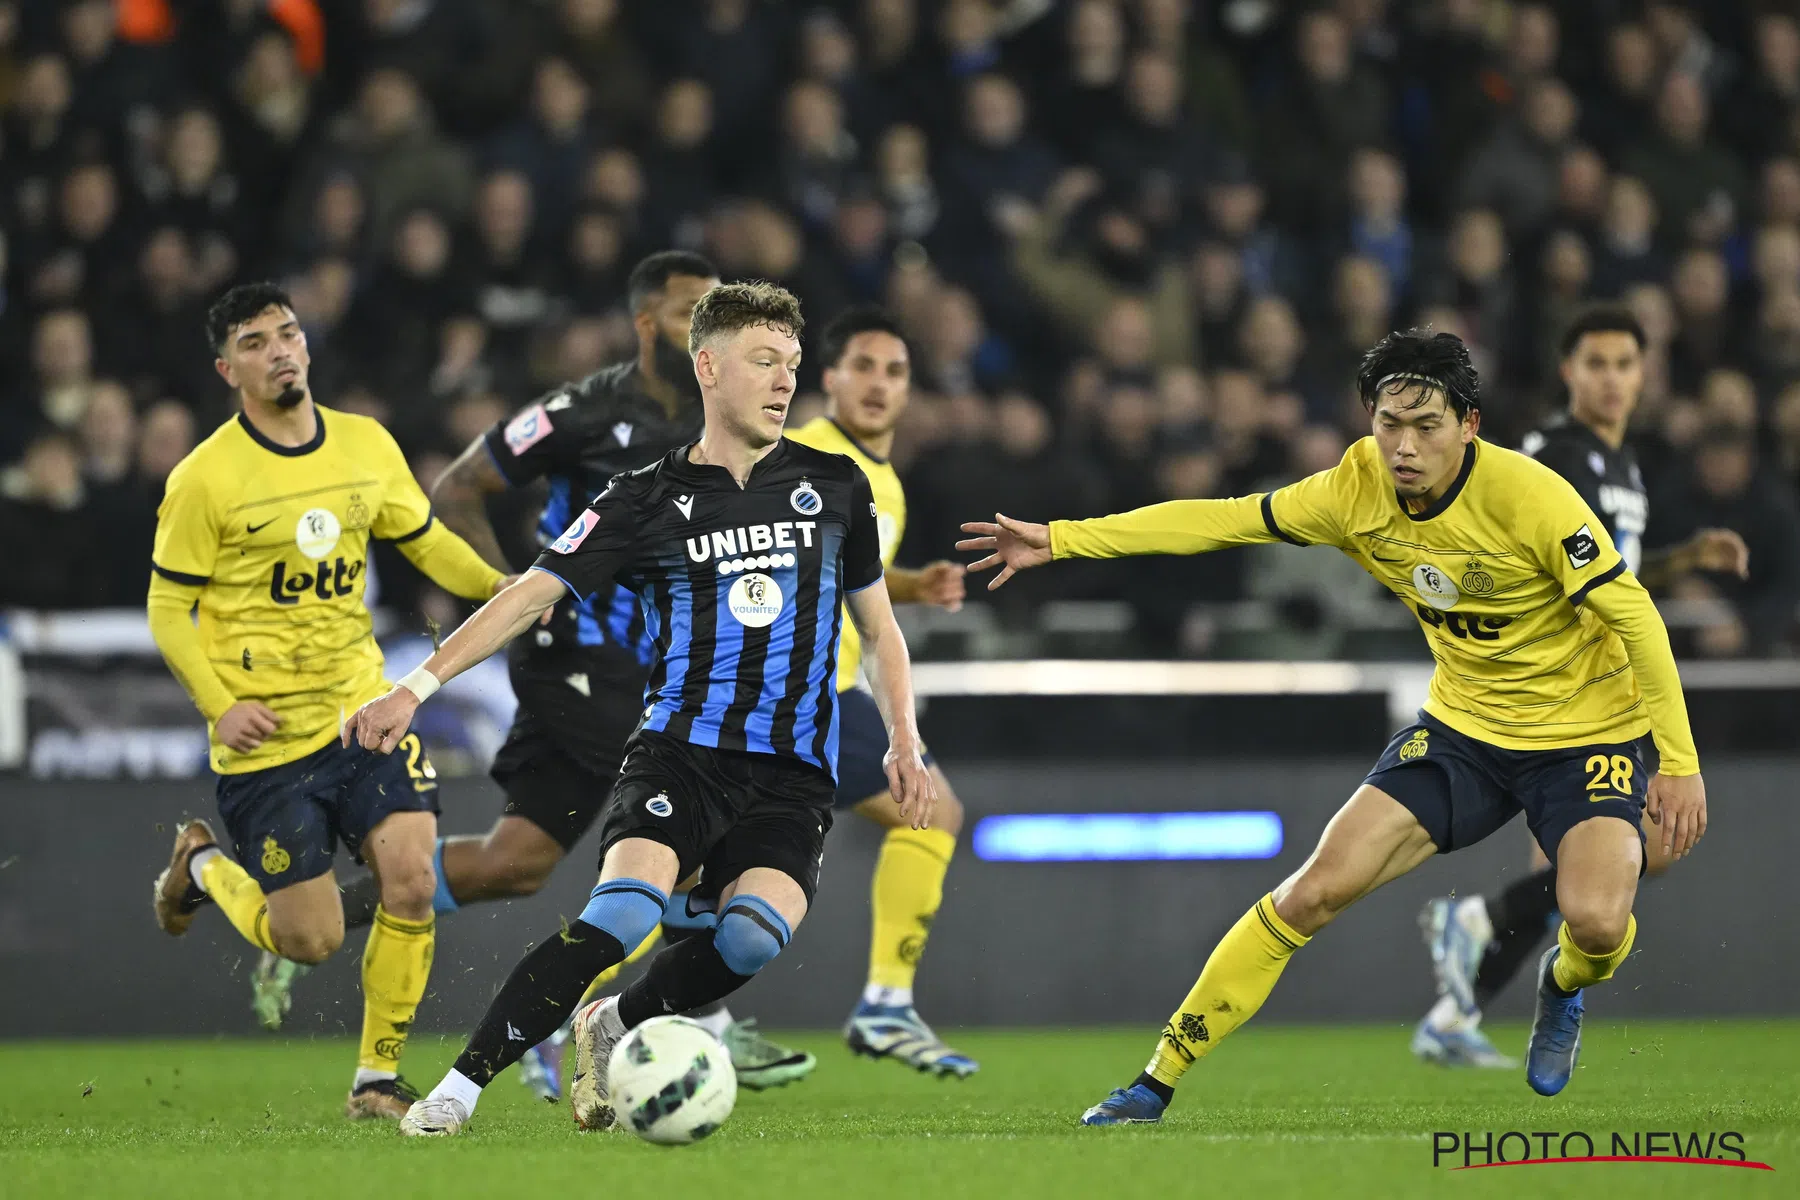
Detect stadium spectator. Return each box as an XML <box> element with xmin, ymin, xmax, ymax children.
<box><xmin>0</xmin><ymin>0</ymin><xmax>1788</xmax><ymax>665</ymax></box>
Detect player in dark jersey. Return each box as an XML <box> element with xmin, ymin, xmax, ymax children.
<box><xmin>338</xmin><ymin>281</ymin><xmax>934</xmax><ymax>1139</ymax></box>
<box><xmin>1411</xmin><ymin>305</ymin><xmax>1748</xmax><ymax>1067</ymax></box>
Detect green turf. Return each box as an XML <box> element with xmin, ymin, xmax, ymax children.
<box><xmin>1</xmin><ymin>1022</ymin><xmax>1793</xmax><ymax>1199</ymax></box>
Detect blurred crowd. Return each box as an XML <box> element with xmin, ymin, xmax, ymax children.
<box><xmin>3</xmin><ymin>0</ymin><xmax>1800</xmax><ymax>657</ymax></box>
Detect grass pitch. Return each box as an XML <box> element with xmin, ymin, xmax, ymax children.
<box><xmin>1</xmin><ymin>1022</ymin><xmax>1793</xmax><ymax>1199</ymax></box>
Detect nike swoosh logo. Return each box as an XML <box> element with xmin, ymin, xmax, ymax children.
<box><xmin>1372</xmin><ymin>553</ymin><xmax>1403</xmax><ymax>564</ymax></box>
<box><xmin>246</xmin><ymin>519</ymin><xmax>276</xmax><ymax>534</ymax></box>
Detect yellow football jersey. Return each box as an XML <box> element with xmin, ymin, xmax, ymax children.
<box><xmin>1051</xmin><ymin>437</ymin><xmax>1699</xmax><ymax>771</ymax></box>
<box><xmin>787</xmin><ymin>416</ymin><xmax>904</xmax><ymax>690</ymax></box>
<box><xmin>152</xmin><ymin>408</ymin><xmax>437</xmax><ymax>774</ymax></box>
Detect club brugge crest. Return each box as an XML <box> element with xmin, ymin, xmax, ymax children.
<box><xmin>790</xmin><ymin>481</ymin><xmax>822</xmax><ymax>515</ymax></box>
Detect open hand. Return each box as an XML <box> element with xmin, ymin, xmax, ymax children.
<box><xmin>956</xmin><ymin>513</ymin><xmax>1052</xmax><ymax>590</ymax></box>
<box><xmin>1645</xmin><ymin>772</ymin><xmax>1708</xmax><ymax>860</ymax></box>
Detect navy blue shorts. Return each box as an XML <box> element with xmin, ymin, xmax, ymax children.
<box><xmin>834</xmin><ymin>687</ymin><xmax>935</xmax><ymax>810</ymax></box>
<box><xmin>1365</xmin><ymin>712</ymin><xmax>1655</xmax><ymax>866</ymax></box>
<box><xmin>214</xmin><ymin>735</ymin><xmax>440</xmax><ymax>892</ymax></box>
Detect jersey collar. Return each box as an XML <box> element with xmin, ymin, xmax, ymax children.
<box><xmin>237</xmin><ymin>408</ymin><xmax>326</xmax><ymax>457</ymax></box>
<box><xmin>669</xmin><ymin>436</ymin><xmax>790</xmax><ymax>486</ymax></box>
<box><xmin>827</xmin><ymin>418</ymin><xmax>889</xmax><ymax>465</ymax></box>
<box><xmin>1398</xmin><ymin>440</ymin><xmax>1476</xmax><ymax>522</ymax></box>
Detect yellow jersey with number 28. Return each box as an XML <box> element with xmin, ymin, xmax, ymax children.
<box><xmin>786</xmin><ymin>416</ymin><xmax>905</xmax><ymax>692</ymax></box>
<box><xmin>1050</xmin><ymin>437</ymin><xmax>1699</xmax><ymax>773</ymax></box>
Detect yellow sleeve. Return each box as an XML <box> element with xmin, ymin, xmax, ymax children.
<box><xmin>1049</xmin><ymin>462</ymin><xmax>1348</xmax><ymax>560</ymax></box>
<box><xmin>1580</xmin><ymin>572</ymin><xmax>1701</xmax><ymax>775</ymax></box>
<box><xmin>151</xmin><ymin>458</ymin><xmax>219</xmax><ymax>585</ymax></box>
<box><xmin>370</xmin><ymin>423</ymin><xmax>505</xmax><ymax>601</ymax></box>
<box><xmin>147</xmin><ymin>573</ymin><xmax>237</xmax><ymax>723</ymax></box>
<box><xmin>394</xmin><ymin>520</ymin><xmax>506</xmax><ymax>601</ymax></box>
<box><xmin>1528</xmin><ymin>476</ymin><xmax>1698</xmax><ymax>773</ymax></box>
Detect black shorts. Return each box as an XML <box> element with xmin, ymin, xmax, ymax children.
<box><xmin>214</xmin><ymin>736</ymin><xmax>439</xmax><ymax>892</ymax></box>
<box><xmin>1365</xmin><ymin>711</ymin><xmax>1655</xmax><ymax>866</ymax></box>
<box><xmin>490</xmin><ymin>652</ymin><xmax>647</xmax><ymax>850</ymax></box>
<box><xmin>597</xmin><ymin>730</ymin><xmax>837</xmax><ymax>905</ymax></box>
<box><xmin>833</xmin><ymin>686</ymin><xmax>936</xmax><ymax>810</ymax></box>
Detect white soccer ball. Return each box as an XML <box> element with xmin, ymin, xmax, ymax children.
<box><xmin>607</xmin><ymin>1016</ymin><xmax>738</xmax><ymax>1145</ymax></box>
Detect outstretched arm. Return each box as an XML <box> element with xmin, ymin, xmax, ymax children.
<box><xmin>343</xmin><ymin>570</ymin><xmax>566</xmax><ymax>752</ymax></box>
<box><xmin>884</xmin><ymin>561</ymin><xmax>965</xmax><ymax>610</ymax></box>
<box><xmin>846</xmin><ymin>579</ymin><xmax>935</xmax><ymax>829</ymax></box>
<box><xmin>958</xmin><ymin>495</ymin><xmax>1287</xmax><ymax>590</ymax></box>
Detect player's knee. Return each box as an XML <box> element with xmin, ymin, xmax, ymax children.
<box><xmin>578</xmin><ymin>877</ymin><xmax>667</xmax><ymax>952</ymax></box>
<box><xmin>714</xmin><ymin>895</ymin><xmax>792</xmax><ymax>977</ymax></box>
<box><xmin>275</xmin><ymin>924</ymin><xmax>342</xmax><ymax>965</ymax></box>
<box><xmin>377</xmin><ymin>857</ymin><xmax>437</xmax><ymax>920</ymax></box>
<box><xmin>1559</xmin><ymin>897</ymin><xmax>1631</xmax><ymax>954</ymax></box>
<box><xmin>1278</xmin><ymin>863</ymin><xmax>1361</xmax><ymax>930</ymax></box>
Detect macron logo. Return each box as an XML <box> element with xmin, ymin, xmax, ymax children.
<box><xmin>506</xmin><ymin>1022</ymin><xmax>524</xmax><ymax>1041</ymax></box>
<box><xmin>613</xmin><ymin>422</ymin><xmax>633</xmax><ymax>447</ymax></box>
<box><xmin>566</xmin><ymin>673</ymin><xmax>591</xmax><ymax>697</ymax></box>
<box><xmin>674</xmin><ymin>495</ymin><xmax>694</xmax><ymax>520</ymax></box>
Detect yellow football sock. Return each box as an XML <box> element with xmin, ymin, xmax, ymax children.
<box><xmin>1146</xmin><ymin>894</ymin><xmax>1310</xmax><ymax>1089</ymax></box>
<box><xmin>358</xmin><ymin>906</ymin><xmax>435</xmax><ymax>1075</ymax></box>
<box><xmin>868</xmin><ymin>827</ymin><xmax>956</xmax><ymax>991</ymax></box>
<box><xmin>198</xmin><ymin>853</ymin><xmax>278</xmax><ymax>954</ymax></box>
<box><xmin>1551</xmin><ymin>915</ymin><xmax>1636</xmax><ymax>992</ymax></box>
<box><xmin>580</xmin><ymin>925</ymin><xmax>663</xmax><ymax>1005</ymax></box>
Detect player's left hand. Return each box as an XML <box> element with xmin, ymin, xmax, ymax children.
<box><xmin>1645</xmin><ymin>771</ymin><xmax>1707</xmax><ymax>860</ymax></box>
<box><xmin>342</xmin><ymin>687</ymin><xmax>421</xmax><ymax>754</ymax></box>
<box><xmin>884</xmin><ymin>738</ymin><xmax>937</xmax><ymax>830</ymax></box>
<box><xmin>916</xmin><ymin>561</ymin><xmax>966</xmax><ymax>611</ymax></box>
<box><xmin>1688</xmin><ymin>529</ymin><xmax>1749</xmax><ymax>579</ymax></box>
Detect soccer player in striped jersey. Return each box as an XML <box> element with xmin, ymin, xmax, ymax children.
<box><xmin>961</xmin><ymin>329</ymin><xmax>1707</xmax><ymax>1120</ymax></box>
<box><xmin>679</xmin><ymin>307</ymin><xmax>975</xmax><ymax>1076</ymax></box>
<box><xmin>148</xmin><ymin>283</ymin><xmax>509</xmax><ymax>1118</ymax></box>
<box><xmin>338</xmin><ymin>282</ymin><xmax>934</xmax><ymax>1138</ymax></box>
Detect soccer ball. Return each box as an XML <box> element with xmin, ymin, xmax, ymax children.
<box><xmin>607</xmin><ymin>1016</ymin><xmax>738</xmax><ymax>1145</ymax></box>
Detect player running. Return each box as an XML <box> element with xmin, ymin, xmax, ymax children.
<box><xmin>244</xmin><ymin>251</ymin><xmax>809</xmax><ymax>1093</ymax></box>
<box><xmin>1411</xmin><ymin>306</ymin><xmax>1747</xmax><ymax>1067</ymax></box>
<box><xmin>334</xmin><ymin>281</ymin><xmax>932</xmax><ymax>1138</ymax></box>
<box><xmin>149</xmin><ymin>282</ymin><xmax>508</xmax><ymax>1118</ymax></box>
<box><xmin>960</xmin><ymin>329</ymin><xmax>1707</xmax><ymax>1120</ymax></box>
<box><xmin>672</xmin><ymin>306</ymin><xmax>975</xmax><ymax>1077</ymax></box>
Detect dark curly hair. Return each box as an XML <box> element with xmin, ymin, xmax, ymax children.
<box><xmin>1356</xmin><ymin>328</ymin><xmax>1481</xmax><ymax>421</ymax></box>
<box><xmin>205</xmin><ymin>281</ymin><xmax>295</xmax><ymax>353</ymax></box>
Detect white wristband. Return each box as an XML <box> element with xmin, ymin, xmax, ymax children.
<box><xmin>397</xmin><ymin>666</ymin><xmax>441</xmax><ymax>703</ymax></box>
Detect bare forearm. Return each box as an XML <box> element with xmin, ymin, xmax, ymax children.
<box><xmin>858</xmin><ymin>618</ymin><xmax>920</xmax><ymax>745</ymax></box>
<box><xmin>884</xmin><ymin>566</ymin><xmax>925</xmax><ymax>604</ymax></box>
<box><xmin>431</xmin><ymin>478</ymin><xmax>510</xmax><ymax>570</ymax></box>
<box><xmin>417</xmin><ymin>571</ymin><xmax>561</xmax><ymax>685</ymax></box>
<box><xmin>431</xmin><ymin>443</ymin><xmax>512</xmax><ymax>570</ymax></box>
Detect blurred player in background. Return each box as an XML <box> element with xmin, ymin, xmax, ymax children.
<box><xmin>1411</xmin><ymin>306</ymin><xmax>1747</xmax><ymax>1067</ymax></box>
<box><xmin>962</xmin><ymin>329</ymin><xmax>1707</xmax><ymax>1122</ymax></box>
<box><xmin>735</xmin><ymin>307</ymin><xmax>977</xmax><ymax>1076</ymax></box>
<box><xmin>148</xmin><ymin>283</ymin><xmax>508</xmax><ymax>1118</ymax></box>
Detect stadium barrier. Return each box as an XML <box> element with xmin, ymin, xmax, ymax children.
<box><xmin>3</xmin><ymin>757</ymin><xmax>1794</xmax><ymax>1037</ymax></box>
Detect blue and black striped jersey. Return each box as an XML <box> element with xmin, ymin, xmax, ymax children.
<box><xmin>533</xmin><ymin>439</ymin><xmax>885</xmax><ymax>779</ymax></box>
<box><xmin>482</xmin><ymin>362</ymin><xmax>704</xmax><ymax>668</ymax></box>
